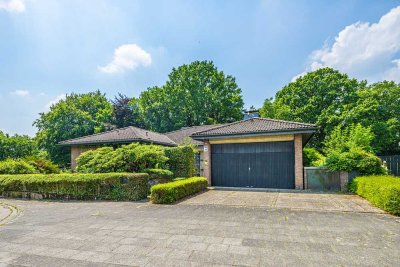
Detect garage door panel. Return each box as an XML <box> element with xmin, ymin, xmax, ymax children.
<box><xmin>211</xmin><ymin>142</ymin><xmax>294</xmax><ymax>189</ymax></box>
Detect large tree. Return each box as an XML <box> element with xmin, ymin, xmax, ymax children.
<box><xmin>34</xmin><ymin>91</ymin><xmax>112</xmax><ymax>165</ymax></box>
<box><xmin>111</xmin><ymin>93</ymin><xmax>143</xmax><ymax>128</ymax></box>
<box><xmin>0</xmin><ymin>132</ymin><xmax>38</xmax><ymax>160</ymax></box>
<box><xmin>138</xmin><ymin>61</ymin><xmax>244</xmax><ymax>132</ymax></box>
<box><xmin>339</xmin><ymin>81</ymin><xmax>400</xmax><ymax>154</ymax></box>
<box><xmin>269</xmin><ymin>68</ymin><xmax>363</xmax><ymax>149</ymax></box>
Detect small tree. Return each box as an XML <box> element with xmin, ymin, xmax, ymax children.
<box><xmin>324</xmin><ymin>124</ymin><xmax>386</xmax><ymax>175</ymax></box>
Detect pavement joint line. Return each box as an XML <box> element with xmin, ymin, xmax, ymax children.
<box><xmin>0</xmin><ymin>201</ymin><xmax>22</xmax><ymax>226</ymax></box>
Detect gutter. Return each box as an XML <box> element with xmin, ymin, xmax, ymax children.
<box><xmin>191</xmin><ymin>128</ymin><xmax>318</xmax><ymax>140</ymax></box>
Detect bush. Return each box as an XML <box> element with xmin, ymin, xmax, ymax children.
<box><xmin>0</xmin><ymin>159</ymin><xmax>38</xmax><ymax>174</ymax></box>
<box><xmin>165</xmin><ymin>146</ymin><xmax>195</xmax><ymax>177</ymax></box>
<box><xmin>325</xmin><ymin>148</ymin><xmax>386</xmax><ymax>175</ymax></box>
<box><xmin>142</xmin><ymin>169</ymin><xmax>174</xmax><ymax>180</ymax></box>
<box><xmin>0</xmin><ymin>173</ymin><xmax>149</xmax><ymax>201</ymax></box>
<box><xmin>350</xmin><ymin>175</ymin><xmax>400</xmax><ymax>215</ymax></box>
<box><xmin>303</xmin><ymin>147</ymin><xmax>325</xmax><ymax>167</ymax></box>
<box><xmin>150</xmin><ymin>177</ymin><xmax>208</xmax><ymax>204</ymax></box>
<box><xmin>25</xmin><ymin>158</ymin><xmax>60</xmax><ymax>174</ymax></box>
<box><xmin>76</xmin><ymin>143</ymin><xmax>168</xmax><ymax>173</ymax></box>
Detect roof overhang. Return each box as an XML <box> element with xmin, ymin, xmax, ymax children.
<box><xmin>59</xmin><ymin>138</ymin><xmax>177</xmax><ymax>147</ymax></box>
<box><xmin>191</xmin><ymin>128</ymin><xmax>318</xmax><ymax>140</ymax></box>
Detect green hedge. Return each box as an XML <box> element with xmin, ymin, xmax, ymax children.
<box><xmin>350</xmin><ymin>175</ymin><xmax>400</xmax><ymax>215</ymax></box>
<box><xmin>165</xmin><ymin>146</ymin><xmax>195</xmax><ymax>177</ymax></box>
<box><xmin>142</xmin><ymin>169</ymin><xmax>174</xmax><ymax>180</ymax></box>
<box><xmin>150</xmin><ymin>177</ymin><xmax>208</xmax><ymax>204</ymax></box>
<box><xmin>0</xmin><ymin>173</ymin><xmax>149</xmax><ymax>201</ymax></box>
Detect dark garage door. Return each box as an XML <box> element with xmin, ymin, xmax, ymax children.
<box><xmin>211</xmin><ymin>141</ymin><xmax>295</xmax><ymax>189</ymax></box>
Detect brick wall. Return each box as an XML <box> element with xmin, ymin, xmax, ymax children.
<box><xmin>294</xmin><ymin>134</ymin><xmax>304</xmax><ymax>189</ymax></box>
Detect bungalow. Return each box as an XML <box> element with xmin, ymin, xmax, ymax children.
<box><xmin>60</xmin><ymin>118</ymin><xmax>317</xmax><ymax>189</ymax></box>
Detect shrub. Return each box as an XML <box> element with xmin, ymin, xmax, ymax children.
<box><xmin>325</xmin><ymin>148</ymin><xmax>386</xmax><ymax>175</ymax></box>
<box><xmin>324</xmin><ymin>124</ymin><xmax>386</xmax><ymax>175</ymax></box>
<box><xmin>76</xmin><ymin>143</ymin><xmax>168</xmax><ymax>173</ymax></box>
<box><xmin>0</xmin><ymin>159</ymin><xmax>38</xmax><ymax>174</ymax></box>
<box><xmin>350</xmin><ymin>175</ymin><xmax>400</xmax><ymax>215</ymax></box>
<box><xmin>142</xmin><ymin>169</ymin><xmax>174</xmax><ymax>180</ymax></box>
<box><xmin>165</xmin><ymin>146</ymin><xmax>195</xmax><ymax>177</ymax></box>
<box><xmin>303</xmin><ymin>147</ymin><xmax>325</xmax><ymax>167</ymax></box>
<box><xmin>150</xmin><ymin>177</ymin><xmax>208</xmax><ymax>204</ymax></box>
<box><xmin>25</xmin><ymin>158</ymin><xmax>60</xmax><ymax>174</ymax></box>
<box><xmin>0</xmin><ymin>173</ymin><xmax>149</xmax><ymax>201</ymax></box>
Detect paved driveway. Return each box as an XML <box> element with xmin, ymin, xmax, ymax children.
<box><xmin>0</xmin><ymin>197</ymin><xmax>399</xmax><ymax>266</ymax></box>
<box><xmin>180</xmin><ymin>189</ymin><xmax>384</xmax><ymax>213</ymax></box>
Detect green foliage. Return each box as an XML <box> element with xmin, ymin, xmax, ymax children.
<box><xmin>142</xmin><ymin>169</ymin><xmax>174</xmax><ymax>180</ymax></box>
<box><xmin>303</xmin><ymin>147</ymin><xmax>325</xmax><ymax>167</ymax></box>
<box><xmin>150</xmin><ymin>177</ymin><xmax>208</xmax><ymax>204</ymax></box>
<box><xmin>138</xmin><ymin>61</ymin><xmax>244</xmax><ymax>132</ymax></box>
<box><xmin>259</xmin><ymin>97</ymin><xmax>275</xmax><ymax>118</ymax></box>
<box><xmin>34</xmin><ymin>91</ymin><xmax>113</xmax><ymax>166</ymax></box>
<box><xmin>324</xmin><ymin>124</ymin><xmax>374</xmax><ymax>154</ymax></box>
<box><xmin>263</xmin><ymin>69</ymin><xmax>400</xmax><ymax>154</ymax></box>
<box><xmin>76</xmin><ymin>143</ymin><xmax>168</xmax><ymax>173</ymax></box>
<box><xmin>0</xmin><ymin>132</ymin><xmax>39</xmax><ymax>160</ymax></box>
<box><xmin>324</xmin><ymin>124</ymin><xmax>386</xmax><ymax>175</ymax></box>
<box><xmin>272</xmin><ymin>68</ymin><xmax>362</xmax><ymax>148</ymax></box>
<box><xmin>0</xmin><ymin>159</ymin><xmax>38</xmax><ymax>174</ymax></box>
<box><xmin>339</xmin><ymin>81</ymin><xmax>400</xmax><ymax>154</ymax></box>
<box><xmin>25</xmin><ymin>157</ymin><xmax>60</xmax><ymax>174</ymax></box>
<box><xmin>0</xmin><ymin>173</ymin><xmax>149</xmax><ymax>201</ymax></box>
<box><xmin>350</xmin><ymin>175</ymin><xmax>400</xmax><ymax>215</ymax></box>
<box><xmin>165</xmin><ymin>146</ymin><xmax>196</xmax><ymax>177</ymax></box>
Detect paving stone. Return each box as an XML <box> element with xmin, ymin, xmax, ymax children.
<box><xmin>0</xmin><ymin>194</ymin><xmax>398</xmax><ymax>267</ymax></box>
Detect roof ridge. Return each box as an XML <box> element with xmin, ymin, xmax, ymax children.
<box><xmin>60</xmin><ymin>125</ymin><xmax>168</xmax><ymax>144</ymax></box>
<box><xmin>192</xmin><ymin>120</ymin><xmax>250</xmax><ymax>136</ymax></box>
<box><xmin>253</xmin><ymin>117</ymin><xmax>316</xmax><ymax>126</ymax></box>
<box><xmin>60</xmin><ymin>126</ymin><xmax>136</xmax><ymax>143</ymax></box>
<box><xmin>164</xmin><ymin>124</ymin><xmax>220</xmax><ymax>135</ymax></box>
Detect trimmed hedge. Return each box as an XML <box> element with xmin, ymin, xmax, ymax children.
<box><xmin>350</xmin><ymin>175</ymin><xmax>400</xmax><ymax>215</ymax></box>
<box><xmin>142</xmin><ymin>169</ymin><xmax>174</xmax><ymax>180</ymax></box>
<box><xmin>150</xmin><ymin>177</ymin><xmax>208</xmax><ymax>204</ymax></box>
<box><xmin>165</xmin><ymin>146</ymin><xmax>195</xmax><ymax>177</ymax></box>
<box><xmin>0</xmin><ymin>173</ymin><xmax>149</xmax><ymax>201</ymax></box>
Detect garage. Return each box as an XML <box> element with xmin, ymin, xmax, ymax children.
<box><xmin>191</xmin><ymin>118</ymin><xmax>317</xmax><ymax>190</ymax></box>
<box><xmin>211</xmin><ymin>141</ymin><xmax>294</xmax><ymax>189</ymax></box>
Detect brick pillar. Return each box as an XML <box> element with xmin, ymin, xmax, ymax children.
<box><xmin>294</xmin><ymin>134</ymin><xmax>304</xmax><ymax>189</ymax></box>
<box><xmin>71</xmin><ymin>146</ymin><xmax>94</xmax><ymax>171</ymax></box>
<box><xmin>203</xmin><ymin>141</ymin><xmax>212</xmax><ymax>186</ymax></box>
<box><xmin>71</xmin><ymin>146</ymin><xmax>80</xmax><ymax>171</ymax></box>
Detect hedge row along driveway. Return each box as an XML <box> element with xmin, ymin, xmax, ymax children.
<box><xmin>0</xmin><ymin>173</ymin><xmax>149</xmax><ymax>201</ymax></box>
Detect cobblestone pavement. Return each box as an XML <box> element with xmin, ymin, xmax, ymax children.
<box><xmin>0</xmin><ymin>198</ymin><xmax>399</xmax><ymax>266</ymax></box>
<box><xmin>180</xmin><ymin>190</ymin><xmax>384</xmax><ymax>213</ymax></box>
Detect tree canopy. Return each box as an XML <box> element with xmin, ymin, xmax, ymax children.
<box><xmin>34</xmin><ymin>91</ymin><xmax>112</xmax><ymax>165</ymax></box>
<box><xmin>0</xmin><ymin>132</ymin><xmax>38</xmax><ymax>160</ymax></box>
<box><xmin>138</xmin><ymin>60</ymin><xmax>244</xmax><ymax>132</ymax></box>
<box><xmin>261</xmin><ymin>68</ymin><xmax>400</xmax><ymax>154</ymax></box>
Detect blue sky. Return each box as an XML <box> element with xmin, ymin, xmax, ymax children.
<box><xmin>1</xmin><ymin>0</ymin><xmax>400</xmax><ymax>136</ymax></box>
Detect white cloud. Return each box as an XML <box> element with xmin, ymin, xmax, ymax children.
<box><xmin>99</xmin><ymin>44</ymin><xmax>152</xmax><ymax>74</ymax></box>
<box><xmin>0</xmin><ymin>0</ymin><xmax>25</xmax><ymax>13</ymax></box>
<box><xmin>297</xmin><ymin>6</ymin><xmax>400</xmax><ymax>83</ymax></box>
<box><xmin>12</xmin><ymin>89</ymin><xmax>29</xmax><ymax>97</ymax></box>
<box><xmin>45</xmin><ymin>94</ymin><xmax>66</xmax><ymax>110</ymax></box>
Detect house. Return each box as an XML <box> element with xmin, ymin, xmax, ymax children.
<box><xmin>59</xmin><ymin>124</ymin><xmax>221</xmax><ymax>172</ymax></box>
<box><xmin>60</xmin><ymin>118</ymin><xmax>317</xmax><ymax>189</ymax></box>
<box><xmin>191</xmin><ymin>118</ymin><xmax>317</xmax><ymax>189</ymax></box>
